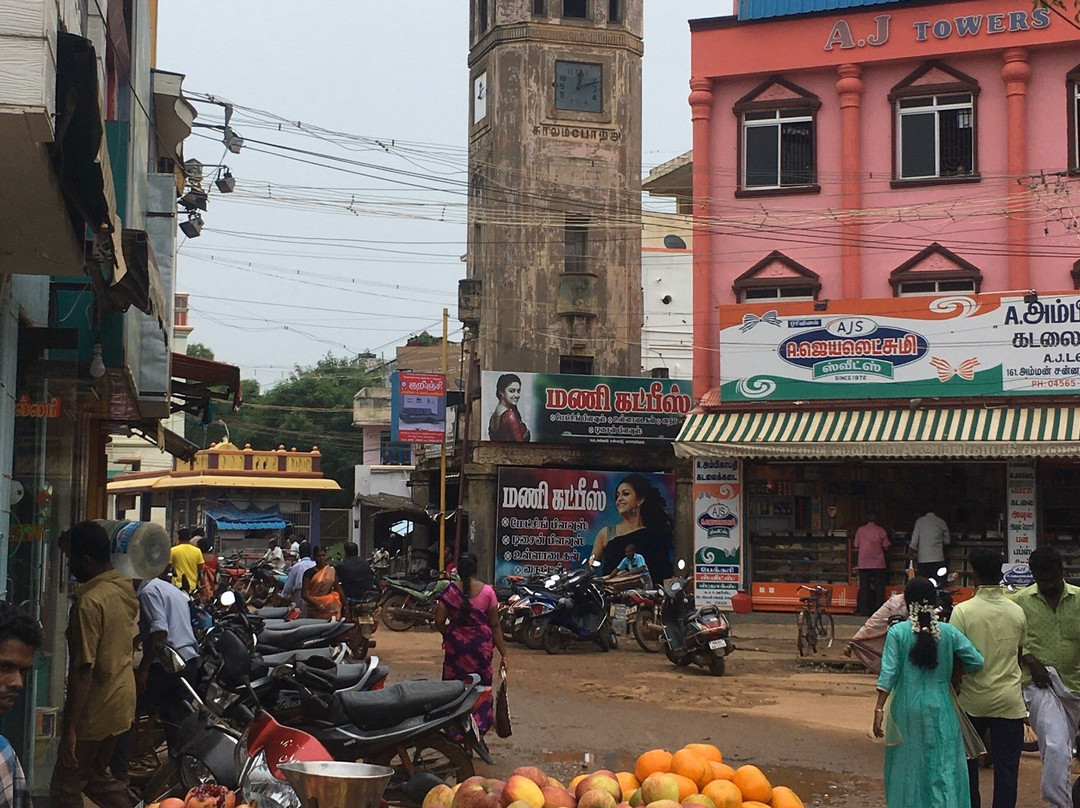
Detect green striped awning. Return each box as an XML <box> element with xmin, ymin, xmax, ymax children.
<box><xmin>674</xmin><ymin>406</ymin><xmax>1080</xmax><ymax>459</ymax></box>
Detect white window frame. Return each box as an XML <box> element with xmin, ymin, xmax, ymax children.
<box><xmin>896</xmin><ymin>278</ymin><xmax>977</xmax><ymax>297</ymax></box>
<box><xmin>896</xmin><ymin>93</ymin><xmax>974</xmax><ymax>180</ymax></box>
<box><xmin>740</xmin><ymin>286</ymin><xmax>817</xmax><ymax>303</ymax></box>
<box><xmin>741</xmin><ymin>108</ymin><xmax>815</xmax><ymax>190</ymax></box>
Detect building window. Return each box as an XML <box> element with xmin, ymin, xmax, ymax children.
<box><xmin>742</xmin><ymin>109</ymin><xmax>815</xmax><ymax>188</ymax></box>
<box><xmin>560</xmin><ymin>355</ymin><xmax>594</xmax><ymax>374</ymax></box>
<box><xmin>1069</xmin><ymin>65</ymin><xmax>1080</xmax><ymax>171</ymax></box>
<box><xmin>608</xmin><ymin>0</ymin><xmax>621</xmax><ymax>23</ymax></box>
<box><xmin>733</xmin><ymin>77</ymin><xmax>820</xmax><ymax>194</ymax></box>
<box><xmin>478</xmin><ymin>0</ymin><xmax>489</xmax><ymax>33</ymax></box>
<box><xmin>563</xmin><ymin>0</ymin><xmax>587</xmax><ymax>19</ymax></box>
<box><xmin>533</xmin><ymin>0</ymin><xmax>546</xmax><ymax>14</ymax></box>
<box><xmin>890</xmin><ymin>243</ymin><xmax>982</xmax><ymax>297</ymax></box>
<box><xmin>379</xmin><ymin>431</ymin><xmax>412</xmax><ymax>466</ymax></box>
<box><xmin>890</xmin><ymin>62</ymin><xmax>979</xmax><ymax>183</ymax></box>
<box><xmin>565</xmin><ymin>215</ymin><xmax>589</xmax><ymax>273</ymax></box>
<box><xmin>732</xmin><ymin>250</ymin><xmax>821</xmax><ymax>303</ymax></box>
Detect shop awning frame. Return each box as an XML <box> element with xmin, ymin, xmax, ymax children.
<box><xmin>674</xmin><ymin>405</ymin><xmax>1080</xmax><ymax>459</ymax></box>
<box><xmin>170</xmin><ymin>352</ymin><xmax>243</xmax><ymax>416</ymax></box>
<box><xmin>127</xmin><ymin>420</ymin><xmax>200</xmax><ymax>463</ymax></box>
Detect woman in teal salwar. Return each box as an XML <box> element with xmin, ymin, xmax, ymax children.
<box><xmin>872</xmin><ymin>577</ymin><xmax>984</xmax><ymax>808</ymax></box>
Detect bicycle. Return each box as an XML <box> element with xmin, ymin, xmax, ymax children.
<box><xmin>796</xmin><ymin>584</ymin><xmax>835</xmax><ymax>656</ymax></box>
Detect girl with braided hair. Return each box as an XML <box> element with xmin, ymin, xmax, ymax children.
<box><xmin>872</xmin><ymin>576</ymin><xmax>984</xmax><ymax>808</ymax></box>
<box><xmin>434</xmin><ymin>552</ymin><xmax>508</xmax><ymax>735</ymax></box>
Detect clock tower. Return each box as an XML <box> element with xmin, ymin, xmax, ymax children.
<box><xmin>464</xmin><ymin>0</ymin><xmax>644</xmax><ymax>376</ymax></box>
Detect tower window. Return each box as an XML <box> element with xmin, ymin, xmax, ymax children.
<box><xmin>608</xmin><ymin>0</ymin><xmax>621</xmax><ymax>23</ymax></box>
<box><xmin>564</xmin><ymin>215</ymin><xmax>589</xmax><ymax>273</ymax></box>
<box><xmin>533</xmin><ymin>0</ymin><xmax>546</xmax><ymax>15</ymax></box>
<box><xmin>560</xmin><ymin>355</ymin><xmax>594</xmax><ymax>375</ymax></box>
<box><xmin>563</xmin><ymin>0</ymin><xmax>588</xmax><ymax>19</ymax></box>
<box><xmin>479</xmin><ymin>0</ymin><xmax>489</xmax><ymax>33</ymax></box>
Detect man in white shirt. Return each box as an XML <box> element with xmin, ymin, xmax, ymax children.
<box><xmin>281</xmin><ymin>541</ymin><xmax>315</xmax><ymax>608</ymax></box>
<box><xmin>909</xmin><ymin>509</ymin><xmax>950</xmax><ymax>579</ymax></box>
<box><xmin>261</xmin><ymin>537</ymin><xmax>285</xmax><ymax>572</ymax></box>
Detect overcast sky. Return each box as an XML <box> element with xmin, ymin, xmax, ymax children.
<box><xmin>155</xmin><ymin>2</ymin><xmax>730</xmax><ymax>388</ymax></box>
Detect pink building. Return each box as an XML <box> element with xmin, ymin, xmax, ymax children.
<box><xmin>677</xmin><ymin>0</ymin><xmax>1080</xmax><ymax>610</ymax></box>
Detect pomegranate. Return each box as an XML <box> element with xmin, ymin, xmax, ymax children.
<box><xmin>184</xmin><ymin>785</ymin><xmax>236</xmax><ymax>808</ymax></box>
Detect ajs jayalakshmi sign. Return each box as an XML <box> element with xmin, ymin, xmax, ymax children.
<box><xmin>719</xmin><ymin>292</ymin><xmax>1080</xmax><ymax>402</ymax></box>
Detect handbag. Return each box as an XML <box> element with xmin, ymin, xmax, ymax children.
<box><xmin>950</xmin><ymin>690</ymin><xmax>986</xmax><ymax>760</ymax></box>
<box><xmin>494</xmin><ymin>667</ymin><xmax>512</xmax><ymax>738</ymax></box>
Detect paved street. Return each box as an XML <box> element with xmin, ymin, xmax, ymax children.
<box><xmin>377</xmin><ymin>613</ymin><xmax>1051</xmax><ymax>808</ymax></box>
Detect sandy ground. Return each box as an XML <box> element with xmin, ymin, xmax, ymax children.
<box><xmin>375</xmin><ymin>613</ymin><xmax>1054</xmax><ymax>808</ymax></box>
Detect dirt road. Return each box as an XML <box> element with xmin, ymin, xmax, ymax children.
<box><xmin>375</xmin><ymin>615</ymin><xmax>1047</xmax><ymax>808</ymax></box>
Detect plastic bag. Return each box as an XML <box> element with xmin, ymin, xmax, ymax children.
<box><xmin>951</xmin><ymin>691</ymin><xmax>986</xmax><ymax>760</ymax></box>
<box><xmin>494</xmin><ymin>667</ymin><xmax>512</xmax><ymax>738</ymax></box>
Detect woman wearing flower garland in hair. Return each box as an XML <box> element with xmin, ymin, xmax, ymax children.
<box><xmin>872</xmin><ymin>577</ymin><xmax>984</xmax><ymax>808</ymax></box>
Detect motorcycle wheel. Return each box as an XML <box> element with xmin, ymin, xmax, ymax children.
<box><xmin>373</xmin><ymin>735</ymin><xmax>474</xmax><ymax>799</ymax></box>
<box><xmin>542</xmin><ymin>626</ymin><xmax>572</xmax><ymax>655</ymax></box>
<box><xmin>665</xmin><ymin>646</ymin><xmax>691</xmax><ymax>667</ymax></box>
<box><xmin>707</xmin><ymin>654</ymin><xmax>726</xmax><ymax>676</ymax></box>
<box><xmin>381</xmin><ymin>593</ymin><xmax>418</xmax><ymax>632</ymax></box>
<box><xmin>522</xmin><ymin>618</ymin><xmax>548</xmax><ymax>651</ymax></box>
<box><xmin>632</xmin><ymin>608</ymin><xmax>664</xmax><ymax>653</ymax></box>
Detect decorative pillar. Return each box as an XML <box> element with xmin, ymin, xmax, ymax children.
<box><xmin>689</xmin><ymin>77</ymin><xmax>714</xmax><ymax>399</ymax></box>
<box><xmin>1002</xmin><ymin>48</ymin><xmax>1031</xmax><ymax>291</ymax></box>
<box><xmin>836</xmin><ymin>64</ymin><xmax>864</xmax><ymax>300</ymax></box>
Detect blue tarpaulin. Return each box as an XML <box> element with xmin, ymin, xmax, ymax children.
<box><xmin>205</xmin><ymin>504</ymin><xmax>288</xmax><ymax>532</ymax></box>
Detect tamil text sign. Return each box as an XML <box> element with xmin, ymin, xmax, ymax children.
<box><xmin>720</xmin><ymin>292</ymin><xmax>1080</xmax><ymax>402</ymax></box>
<box><xmin>481</xmin><ymin>371</ymin><xmax>691</xmax><ymax>445</ymax></box>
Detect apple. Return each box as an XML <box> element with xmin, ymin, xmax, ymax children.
<box><xmin>645</xmin><ymin>801</ymin><xmax>681</xmax><ymax>808</ymax></box>
<box><xmin>548</xmin><ymin>779</ymin><xmax>566</xmax><ymax>790</ymax></box>
<box><xmin>502</xmin><ymin>776</ymin><xmax>545</xmax><ymax>808</ymax></box>
<box><xmin>453</xmin><ymin>780</ymin><xmax>501</xmax><ymax>808</ymax></box>
<box><xmin>639</xmin><ymin>775</ymin><xmax>679</xmax><ymax>806</ymax></box>
<box><xmin>575</xmin><ymin>774</ymin><xmax>621</xmax><ymax>803</ymax></box>
<box><xmin>542</xmin><ymin>786</ymin><xmax>576</xmax><ymax>808</ymax></box>
<box><xmin>506</xmin><ymin>801</ymin><xmax>535</xmax><ymax>808</ymax></box>
<box><xmin>628</xmin><ymin>791</ymin><xmax>643</xmax><ymax>808</ymax></box>
<box><xmin>424</xmin><ymin>785</ymin><xmax>456</xmax><ymax>808</ymax></box>
<box><xmin>576</xmin><ymin>791</ymin><xmax>617</xmax><ymax>808</ymax></box>
<box><xmin>486</xmin><ymin>780</ymin><xmax>507</xmax><ymax>803</ymax></box>
<box><xmin>681</xmin><ymin>797</ymin><xmax>714</xmax><ymax>808</ymax></box>
<box><xmin>513</xmin><ymin>767</ymin><xmax>551</xmax><ymax>790</ymax></box>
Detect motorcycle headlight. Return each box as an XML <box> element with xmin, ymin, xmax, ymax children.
<box><xmin>240</xmin><ymin>750</ymin><xmax>301</xmax><ymax>808</ymax></box>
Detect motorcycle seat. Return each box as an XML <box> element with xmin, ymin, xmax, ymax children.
<box><xmin>334</xmin><ymin>679</ymin><xmax>467</xmax><ymax>730</ymax></box>
<box><xmin>253</xmin><ymin>606</ymin><xmax>291</xmax><ymax>619</ymax></box>
<box><xmin>261</xmin><ymin>618</ymin><xmax>333</xmax><ymax>630</ymax></box>
<box><xmin>260</xmin><ymin>648</ymin><xmax>336</xmax><ymax>666</ymax></box>
<box><xmin>259</xmin><ymin>622</ymin><xmax>347</xmax><ymax>645</ymax></box>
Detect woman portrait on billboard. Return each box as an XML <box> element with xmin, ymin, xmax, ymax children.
<box><xmin>488</xmin><ymin>373</ymin><xmax>531</xmax><ymax>442</ymax></box>
<box><xmin>590</xmin><ymin>473</ymin><xmax>674</xmax><ymax>583</ymax></box>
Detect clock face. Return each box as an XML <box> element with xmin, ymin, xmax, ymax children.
<box><xmin>473</xmin><ymin>71</ymin><xmax>487</xmax><ymax>124</ymax></box>
<box><xmin>554</xmin><ymin>61</ymin><xmax>602</xmax><ymax>113</ymax></box>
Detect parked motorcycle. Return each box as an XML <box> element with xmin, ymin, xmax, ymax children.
<box><xmin>660</xmin><ymin>560</ymin><xmax>734</xmax><ymax>676</ymax></box>
<box><xmin>540</xmin><ymin>561</ymin><xmax>614</xmax><ymax>654</ymax></box>
<box><xmin>379</xmin><ymin>574</ymin><xmax>453</xmax><ymax>631</ymax></box>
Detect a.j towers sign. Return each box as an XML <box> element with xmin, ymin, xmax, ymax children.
<box><xmin>823</xmin><ymin>7</ymin><xmax>1051</xmax><ymax>51</ymax></box>
<box><xmin>719</xmin><ymin>293</ymin><xmax>1080</xmax><ymax>402</ymax></box>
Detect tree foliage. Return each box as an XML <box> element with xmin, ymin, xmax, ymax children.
<box><xmin>187</xmin><ymin>342</ymin><xmax>216</xmax><ymax>360</ymax></box>
<box><xmin>1035</xmin><ymin>0</ymin><xmax>1080</xmax><ymax>24</ymax></box>
<box><xmin>192</xmin><ymin>354</ymin><xmax>381</xmax><ymax>508</ymax></box>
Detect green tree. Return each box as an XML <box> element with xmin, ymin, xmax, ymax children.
<box><xmin>1036</xmin><ymin>0</ymin><xmax>1080</xmax><ymax>24</ymax></box>
<box><xmin>187</xmin><ymin>342</ymin><xmax>216</xmax><ymax>360</ymax></box>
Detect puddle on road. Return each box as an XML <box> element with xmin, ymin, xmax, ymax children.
<box><xmin>537</xmin><ymin>753</ymin><xmax>877</xmax><ymax>808</ymax></box>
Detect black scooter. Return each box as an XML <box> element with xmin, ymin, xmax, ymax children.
<box><xmin>660</xmin><ymin>560</ymin><xmax>734</xmax><ymax>676</ymax></box>
<box><xmin>540</xmin><ymin>561</ymin><xmax>614</xmax><ymax>654</ymax></box>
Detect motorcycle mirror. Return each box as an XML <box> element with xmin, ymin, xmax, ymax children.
<box><xmin>156</xmin><ymin>643</ymin><xmax>187</xmax><ymax>675</ymax></box>
<box><xmin>590</xmin><ymin>559</ymin><xmax>601</xmax><ymax>568</ymax></box>
<box><xmin>220</xmin><ymin>590</ymin><xmax>237</xmax><ymax>608</ymax></box>
<box><xmin>936</xmin><ymin>566</ymin><xmax>948</xmax><ymax>579</ymax></box>
<box><xmin>677</xmin><ymin>559</ymin><xmax>687</xmax><ymax>571</ymax></box>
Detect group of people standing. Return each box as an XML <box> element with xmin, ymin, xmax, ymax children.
<box><xmin>853</xmin><ymin>509</ymin><xmax>952</xmax><ymax>617</ymax></box>
<box><xmin>873</xmin><ymin>545</ymin><xmax>1079</xmax><ymax>808</ymax></box>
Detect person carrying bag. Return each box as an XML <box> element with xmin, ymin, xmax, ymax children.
<box><xmin>494</xmin><ymin>666</ymin><xmax>512</xmax><ymax>738</ymax></box>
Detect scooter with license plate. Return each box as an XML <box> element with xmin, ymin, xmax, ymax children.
<box><xmin>660</xmin><ymin>560</ymin><xmax>734</xmax><ymax>676</ymax></box>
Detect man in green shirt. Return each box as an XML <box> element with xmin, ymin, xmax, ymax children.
<box><xmin>950</xmin><ymin>548</ymin><xmax>1027</xmax><ymax>808</ymax></box>
<box><xmin>1014</xmin><ymin>545</ymin><xmax>1080</xmax><ymax>808</ymax></box>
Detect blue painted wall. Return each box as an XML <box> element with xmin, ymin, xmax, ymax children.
<box><xmin>738</xmin><ymin>0</ymin><xmax>909</xmax><ymax>21</ymax></box>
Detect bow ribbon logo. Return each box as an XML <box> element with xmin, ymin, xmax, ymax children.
<box><xmin>928</xmin><ymin>356</ymin><xmax>979</xmax><ymax>382</ymax></box>
<box><xmin>739</xmin><ymin>310</ymin><xmax>781</xmax><ymax>332</ymax></box>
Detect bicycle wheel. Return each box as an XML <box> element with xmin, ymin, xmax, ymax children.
<box><xmin>816</xmin><ymin>611</ymin><xmax>835</xmax><ymax>649</ymax></box>
<box><xmin>796</xmin><ymin>608</ymin><xmax>813</xmax><ymax>656</ymax></box>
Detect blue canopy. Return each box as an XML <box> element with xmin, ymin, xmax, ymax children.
<box><xmin>205</xmin><ymin>504</ymin><xmax>287</xmax><ymax>532</ymax></box>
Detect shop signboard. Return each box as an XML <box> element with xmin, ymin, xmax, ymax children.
<box><xmin>719</xmin><ymin>292</ymin><xmax>1080</xmax><ymax>401</ymax></box>
<box><xmin>480</xmin><ymin>371</ymin><xmax>692</xmax><ymax>445</ymax></box>
<box><xmin>390</xmin><ymin>371</ymin><xmax>446</xmax><ymax>443</ymax></box>
<box><xmin>1005</xmin><ymin>460</ymin><xmax>1036</xmax><ymax>585</ymax></box>
<box><xmin>692</xmin><ymin>459</ymin><xmax>742</xmax><ymax>608</ymax></box>
<box><xmin>494</xmin><ymin>467</ymin><xmax>676</xmax><ymax>586</ymax></box>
